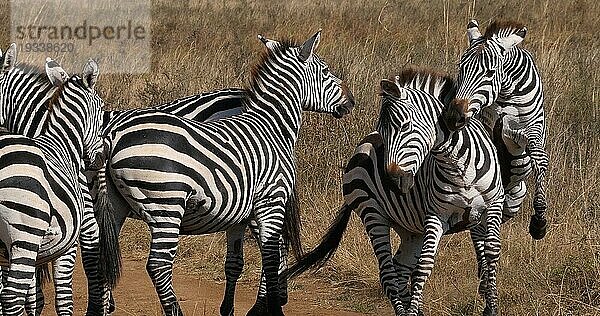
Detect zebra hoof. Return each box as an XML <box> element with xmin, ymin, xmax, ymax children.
<box><xmin>529</xmin><ymin>214</ymin><xmax>547</xmax><ymax>240</ymax></box>
<box><xmin>108</xmin><ymin>294</ymin><xmax>116</xmax><ymax>314</ymax></box>
<box><xmin>246</xmin><ymin>303</ymin><xmax>267</xmax><ymax>316</ymax></box>
<box><xmin>483</xmin><ymin>305</ymin><xmax>497</xmax><ymax>316</ymax></box>
<box><xmin>166</xmin><ymin>302</ymin><xmax>183</xmax><ymax>316</ymax></box>
<box><xmin>219</xmin><ymin>305</ymin><xmax>234</xmax><ymax>316</ymax></box>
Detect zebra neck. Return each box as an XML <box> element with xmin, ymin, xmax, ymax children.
<box><xmin>431</xmin><ymin>124</ymin><xmax>466</xmax><ymax>166</ymax></box>
<box><xmin>245</xmin><ymin>84</ymin><xmax>303</xmax><ymax>147</ymax></box>
<box><xmin>499</xmin><ymin>48</ymin><xmax>542</xmax><ymax>101</ymax></box>
<box><xmin>1</xmin><ymin>70</ymin><xmax>55</xmax><ymax>137</ymax></box>
<box><xmin>39</xmin><ymin>101</ymin><xmax>86</xmax><ymax>170</ymax></box>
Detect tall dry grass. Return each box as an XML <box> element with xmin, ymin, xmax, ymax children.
<box><xmin>3</xmin><ymin>0</ymin><xmax>599</xmax><ymax>314</ymax></box>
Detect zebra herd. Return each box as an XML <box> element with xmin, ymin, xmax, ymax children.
<box><xmin>0</xmin><ymin>18</ymin><xmax>546</xmax><ymax>316</ymax></box>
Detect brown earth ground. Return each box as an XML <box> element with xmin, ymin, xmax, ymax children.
<box><xmin>40</xmin><ymin>256</ymin><xmax>382</xmax><ymax>316</ymax></box>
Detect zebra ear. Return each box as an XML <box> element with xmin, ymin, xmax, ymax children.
<box><xmin>299</xmin><ymin>30</ymin><xmax>321</xmax><ymax>63</ymax></box>
<box><xmin>2</xmin><ymin>43</ymin><xmax>17</xmax><ymax>74</ymax></box>
<box><xmin>257</xmin><ymin>34</ymin><xmax>279</xmax><ymax>51</ymax></box>
<box><xmin>82</xmin><ymin>59</ymin><xmax>99</xmax><ymax>90</ymax></box>
<box><xmin>45</xmin><ymin>57</ymin><xmax>69</xmax><ymax>87</ymax></box>
<box><xmin>467</xmin><ymin>20</ymin><xmax>482</xmax><ymax>44</ymax></box>
<box><xmin>497</xmin><ymin>27</ymin><xmax>526</xmax><ymax>52</ymax></box>
<box><xmin>380</xmin><ymin>79</ymin><xmax>403</xmax><ymax>98</ymax></box>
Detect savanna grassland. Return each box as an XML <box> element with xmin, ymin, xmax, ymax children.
<box><xmin>1</xmin><ymin>0</ymin><xmax>599</xmax><ymax>315</ymax></box>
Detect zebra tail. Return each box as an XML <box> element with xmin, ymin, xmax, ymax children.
<box><xmin>281</xmin><ymin>203</ymin><xmax>352</xmax><ymax>280</ymax></box>
<box><xmin>283</xmin><ymin>186</ymin><xmax>303</xmax><ymax>260</ymax></box>
<box><xmin>36</xmin><ymin>264</ymin><xmax>51</xmax><ymax>289</ymax></box>
<box><xmin>95</xmin><ymin>152</ymin><xmax>122</xmax><ymax>289</ymax></box>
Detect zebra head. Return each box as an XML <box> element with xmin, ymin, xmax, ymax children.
<box><xmin>447</xmin><ymin>19</ymin><xmax>526</xmax><ymax>131</ymax></box>
<box><xmin>257</xmin><ymin>30</ymin><xmax>355</xmax><ymax>118</ymax></box>
<box><xmin>377</xmin><ymin>79</ymin><xmax>436</xmax><ymax>193</ymax></box>
<box><xmin>45</xmin><ymin>58</ymin><xmax>104</xmax><ymax>170</ymax></box>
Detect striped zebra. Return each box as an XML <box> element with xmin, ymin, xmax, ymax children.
<box><xmin>94</xmin><ymin>30</ymin><xmax>354</xmax><ymax>316</ymax></box>
<box><xmin>3</xmin><ymin>45</ymin><xmax>286</xmax><ymax>313</ymax></box>
<box><xmin>0</xmin><ymin>58</ymin><xmax>104</xmax><ymax>315</ymax></box>
<box><xmin>0</xmin><ymin>43</ymin><xmax>110</xmax><ymax>316</ymax></box>
<box><xmin>98</xmin><ymin>89</ymin><xmax>298</xmax><ymax>315</ymax></box>
<box><xmin>445</xmin><ymin>19</ymin><xmax>547</xmax><ymax>240</ymax></box>
<box><xmin>283</xmin><ymin>68</ymin><xmax>504</xmax><ymax>316</ymax></box>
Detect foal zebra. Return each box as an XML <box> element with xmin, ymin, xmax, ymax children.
<box><xmin>0</xmin><ymin>58</ymin><xmax>104</xmax><ymax>316</ymax></box>
<box><xmin>445</xmin><ymin>19</ymin><xmax>547</xmax><ymax>239</ymax></box>
<box><xmin>95</xmin><ymin>31</ymin><xmax>354</xmax><ymax>316</ymax></box>
<box><xmin>284</xmin><ymin>68</ymin><xmax>504</xmax><ymax>316</ymax></box>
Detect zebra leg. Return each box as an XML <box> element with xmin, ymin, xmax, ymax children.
<box><xmin>0</xmin><ymin>267</ymin><xmax>3</xmax><ymax>314</ymax></box>
<box><xmin>482</xmin><ymin>201</ymin><xmax>502</xmax><ymax>316</ymax></box>
<box><xmin>79</xmin><ymin>183</ymin><xmax>108</xmax><ymax>316</ymax></box>
<box><xmin>528</xmin><ymin>143</ymin><xmax>549</xmax><ymax>240</ymax></box>
<box><xmin>25</xmin><ymin>266</ymin><xmax>45</xmax><ymax>316</ymax></box>
<box><xmin>408</xmin><ymin>215</ymin><xmax>444</xmax><ymax>316</ymax></box>
<box><xmin>362</xmin><ymin>214</ymin><xmax>405</xmax><ymax>316</ymax></box>
<box><xmin>52</xmin><ymin>243</ymin><xmax>78</xmax><ymax>316</ymax></box>
<box><xmin>247</xmin><ymin>203</ymin><xmax>285</xmax><ymax>316</ymax></box>
<box><xmin>146</xmin><ymin>216</ymin><xmax>183</xmax><ymax>316</ymax></box>
<box><xmin>470</xmin><ymin>224</ymin><xmax>488</xmax><ymax>297</ymax></box>
<box><xmin>502</xmin><ymin>181</ymin><xmax>526</xmax><ymax>223</ymax></box>
<box><xmin>392</xmin><ymin>229</ymin><xmax>423</xmax><ymax>313</ymax></box>
<box><xmin>1</xmin><ymin>244</ymin><xmax>40</xmax><ymax>316</ymax></box>
<box><xmin>220</xmin><ymin>224</ymin><xmax>246</xmax><ymax>316</ymax></box>
<box><xmin>248</xmin><ymin>224</ymin><xmax>289</xmax><ymax>314</ymax></box>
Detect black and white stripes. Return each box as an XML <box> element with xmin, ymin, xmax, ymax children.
<box><xmin>284</xmin><ymin>68</ymin><xmax>504</xmax><ymax>316</ymax></box>
<box><xmin>0</xmin><ymin>58</ymin><xmax>104</xmax><ymax>316</ymax></box>
<box><xmin>95</xmin><ymin>31</ymin><xmax>354</xmax><ymax>316</ymax></box>
<box><xmin>446</xmin><ymin>19</ymin><xmax>548</xmax><ymax>240</ymax></box>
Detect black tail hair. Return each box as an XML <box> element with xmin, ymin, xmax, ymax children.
<box><xmin>282</xmin><ymin>186</ymin><xmax>303</xmax><ymax>260</ymax></box>
<box><xmin>95</xmin><ymin>141</ymin><xmax>122</xmax><ymax>289</ymax></box>
<box><xmin>36</xmin><ymin>264</ymin><xmax>51</xmax><ymax>289</ymax></box>
<box><xmin>281</xmin><ymin>203</ymin><xmax>352</xmax><ymax>280</ymax></box>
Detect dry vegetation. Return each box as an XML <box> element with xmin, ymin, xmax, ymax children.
<box><xmin>2</xmin><ymin>0</ymin><xmax>599</xmax><ymax>315</ymax></box>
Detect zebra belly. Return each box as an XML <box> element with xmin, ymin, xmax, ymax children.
<box><xmin>433</xmin><ymin>185</ymin><xmax>491</xmax><ymax>233</ymax></box>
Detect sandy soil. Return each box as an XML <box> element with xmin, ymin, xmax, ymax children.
<box><xmin>40</xmin><ymin>258</ymin><xmax>375</xmax><ymax>316</ymax></box>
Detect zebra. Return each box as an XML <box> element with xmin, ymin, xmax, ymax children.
<box><xmin>98</xmin><ymin>89</ymin><xmax>300</xmax><ymax>315</ymax></box>
<box><xmin>283</xmin><ymin>68</ymin><xmax>504</xmax><ymax>316</ymax></box>
<box><xmin>2</xmin><ymin>43</ymin><xmax>288</xmax><ymax>313</ymax></box>
<box><xmin>94</xmin><ymin>30</ymin><xmax>354</xmax><ymax>316</ymax></box>
<box><xmin>444</xmin><ymin>19</ymin><xmax>547</xmax><ymax>240</ymax></box>
<box><xmin>0</xmin><ymin>41</ymin><xmax>262</xmax><ymax>315</ymax></box>
<box><xmin>0</xmin><ymin>43</ymin><xmax>110</xmax><ymax>315</ymax></box>
<box><xmin>0</xmin><ymin>58</ymin><xmax>104</xmax><ymax>316</ymax></box>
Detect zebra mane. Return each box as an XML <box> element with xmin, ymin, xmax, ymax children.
<box><xmin>483</xmin><ymin>20</ymin><xmax>525</xmax><ymax>39</ymax></box>
<box><xmin>13</xmin><ymin>63</ymin><xmax>51</xmax><ymax>87</ymax></box>
<box><xmin>45</xmin><ymin>76</ymin><xmax>84</xmax><ymax>131</ymax></box>
<box><xmin>393</xmin><ymin>66</ymin><xmax>456</xmax><ymax>105</ymax></box>
<box><xmin>247</xmin><ymin>38</ymin><xmax>299</xmax><ymax>93</ymax></box>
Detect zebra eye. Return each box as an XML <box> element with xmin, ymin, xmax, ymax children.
<box><xmin>322</xmin><ymin>68</ymin><xmax>329</xmax><ymax>76</ymax></box>
<box><xmin>485</xmin><ymin>69</ymin><xmax>496</xmax><ymax>77</ymax></box>
<box><xmin>400</xmin><ymin>122</ymin><xmax>411</xmax><ymax>132</ymax></box>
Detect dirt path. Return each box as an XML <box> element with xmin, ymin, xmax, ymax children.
<box><xmin>40</xmin><ymin>258</ymin><xmax>374</xmax><ymax>315</ymax></box>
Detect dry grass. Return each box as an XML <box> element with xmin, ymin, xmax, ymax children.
<box><xmin>4</xmin><ymin>0</ymin><xmax>600</xmax><ymax>314</ymax></box>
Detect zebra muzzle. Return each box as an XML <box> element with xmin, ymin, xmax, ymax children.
<box><xmin>444</xmin><ymin>98</ymin><xmax>473</xmax><ymax>131</ymax></box>
<box><xmin>386</xmin><ymin>163</ymin><xmax>414</xmax><ymax>193</ymax></box>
